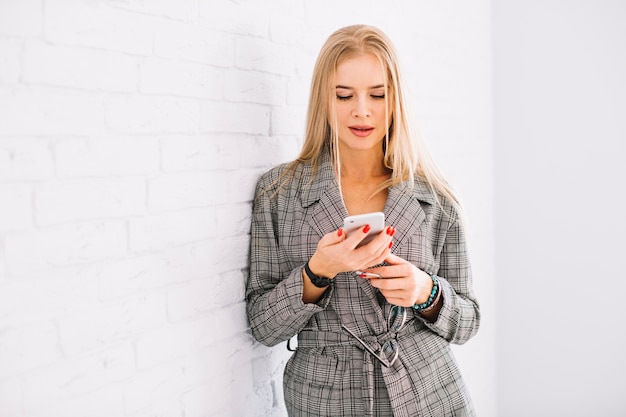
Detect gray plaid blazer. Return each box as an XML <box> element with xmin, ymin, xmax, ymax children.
<box><xmin>247</xmin><ymin>154</ymin><xmax>480</xmax><ymax>417</ymax></box>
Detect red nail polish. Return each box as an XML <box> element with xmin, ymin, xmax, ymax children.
<box><xmin>389</xmin><ymin>241</ymin><xmax>393</xmax><ymax>249</ymax></box>
<box><xmin>386</xmin><ymin>226</ymin><xmax>392</xmax><ymax>235</ymax></box>
<box><xmin>337</xmin><ymin>228</ymin><xmax>343</xmax><ymax>237</ymax></box>
<box><xmin>363</xmin><ymin>224</ymin><xmax>371</xmax><ymax>234</ymax></box>
<box><xmin>390</xmin><ymin>227</ymin><xmax>396</xmax><ymax>237</ymax></box>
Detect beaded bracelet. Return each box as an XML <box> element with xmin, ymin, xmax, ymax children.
<box><xmin>413</xmin><ymin>272</ymin><xmax>440</xmax><ymax>311</ymax></box>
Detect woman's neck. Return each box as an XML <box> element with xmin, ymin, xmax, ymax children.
<box><xmin>339</xmin><ymin>150</ymin><xmax>389</xmax><ymax>181</ymax></box>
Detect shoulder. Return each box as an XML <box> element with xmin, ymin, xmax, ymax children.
<box><xmin>412</xmin><ymin>175</ymin><xmax>461</xmax><ymax>224</ymax></box>
<box><xmin>254</xmin><ymin>160</ymin><xmax>311</xmax><ymax>203</ymax></box>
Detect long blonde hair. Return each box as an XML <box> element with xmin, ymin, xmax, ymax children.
<box><xmin>289</xmin><ymin>25</ymin><xmax>462</xmax><ymax>214</ymax></box>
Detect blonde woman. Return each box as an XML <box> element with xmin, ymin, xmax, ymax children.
<box><xmin>246</xmin><ymin>25</ymin><xmax>480</xmax><ymax>416</ymax></box>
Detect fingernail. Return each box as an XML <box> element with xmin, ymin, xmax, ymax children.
<box><xmin>389</xmin><ymin>241</ymin><xmax>393</xmax><ymax>249</ymax></box>
<box><xmin>363</xmin><ymin>224</ymin><xmax>371</xmax><ymax>234</ymax></box>
<box><xmin>386</xmin><ymin>226</ymin><xmax>393</xmax><ymax>235</ymax></box>
<box><xmin>337</xmin><ymin>228</ymin><xmax>343</xmax><ymax>237</ymax></box>
<box><xmin>390</xmin><ymin>227</ymin><xmax>396</xmax><ymax>237</ymax></box>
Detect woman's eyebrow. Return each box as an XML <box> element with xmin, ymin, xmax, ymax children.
<box><xmin>335</xmin><ymin>84</ymin><xmax>386</xmax><ymax>89</ymax></box>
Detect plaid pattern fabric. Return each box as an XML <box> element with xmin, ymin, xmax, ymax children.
<box><xmin>246</xmin><ymin>154</ymin><xmax>480</xmax><ymax>417</ymax></box>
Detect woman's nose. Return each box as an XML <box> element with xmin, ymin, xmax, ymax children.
<box><xmin>352</xmin><ymin>96</ymin><xmax>371</xmax><ymax>118</ymax></box>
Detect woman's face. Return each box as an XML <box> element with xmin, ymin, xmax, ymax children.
<box><xmin>331</xmin><ymin>53</ymin><xmax>392</xmax><ymax>154</ymax></box>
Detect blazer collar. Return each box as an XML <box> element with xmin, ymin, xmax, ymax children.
<box><xmin>299</xmin><ymin>152</ymin><xmax>436</xmax><ymax>248</ymax></box>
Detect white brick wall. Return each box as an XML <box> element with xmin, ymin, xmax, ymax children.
<box><xmin>0</xmin><ymin>1</ymin><xmax>496</xmax><ymax>416</ymax></box>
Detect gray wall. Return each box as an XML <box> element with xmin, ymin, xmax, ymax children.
<box><xmin>494</xmin><ymin>1</ymin><xmax>626</xmax><ymax>415</ymax></box>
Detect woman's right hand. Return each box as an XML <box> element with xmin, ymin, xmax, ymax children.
<box><xmin>302</xmin><ymin>225</ymin><xmax>395</xmax><ymax>303</ymax></box>
<box><xmin>307</xmin><ymin>225</ymin><xmax>395</xmax><ymax>280</ymax></box>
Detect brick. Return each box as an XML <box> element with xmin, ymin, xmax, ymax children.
<box><xmin>147</xmin><ymin>172</ymin><xmax>228</xmax><ymax>212</ymax></box>
<box><xmin>96</xmin><ymin>254</ymin><xmax>173</xmax><ymax>301</ymax></box>
<box><xmin>269</xmin><ymin>13</ymin><xmax>309</xmax><ymax>46</ymax></box>
<box><xmin>198</xmin><ymin>0</ymin><xmax>269</xmax><ymax>38</ymax></box>
<box><xmin>137</xmin><ymin>240</ymin><xmax>220</xmax><ymax>283</ymax></box>
<box><xmin>270</xmin><ymin>105</ymin><xmax>306</xmax><ymax>136</ymax></box>
<box><xmin>139</xmin><ymin>58</ymin><xmax>222</xmax><ymax>99</ymax></box>
<box><xmin>166</xmin><ymin>279</ymin><xmax>212</xmax><ymax>321</ymax></box>
<box><xmin>165</xmin><ymin>274</ymin><xmax>246</xmax><ymax>321</ymax></box>
<box><xmin>124</xmin><ymin>393</ymin><xmax>183</xmax><ymax>417</ymax></box>
<box><xmin>182</xmin><ymin>382</ymin><xmax>231</xmax><ymax>417</ymax></box>
<box><xmin>55</xmin><ymin>137</ymin><xmax>160</xmax><ymax>178</ymax></box>
<box><xmin>223</xmin><ymin>69</ymin><xmax>287</xmax><ymax>105</ymax></box>
<box><xmin>227</xmin><ymin>169</ymin><xmax>264</xmax><ymax>204</ymax></box>
<box><xmin>0</xmin><ymin>87</ymin><xmax>104</xmax><ymax>136</ymax></box>
<box><xmin>21</xmin><ymin>343</ymin><xmax>135</xmax><ymax>411</ymax></box>
<box><xmin>24</xmin><ymin>385</ymin><xmax>125</xmax><ymax>417</ymax></box>
<box><xmin>23</xmin><ymin>41</ymin><xmax>139</xmax><ymax>92</ymax></box>
<box><xmin>0</xmin><ymin>321</ymin><xmax>60</xmax><ymax>378</ymax></box>
<box><xmin>57</xmin><ymin>293</ymin><xmax>166</xmax><ymax>356</ymax></box>
<box><xmin>107</xmin><ymin>0</ymin><xmax>197</xmax><ymax>23</ymax></box>
<box><xmin>0</xmin><ymin>183</ymin><xmax>33</xmax><ymax>232</ymax></box>
<box><xmin>0</xmin><ymin>38</ymin><xmax>22</xmax><ymax>84</ymax></box>
<box><xmin>0</xmin><ymin>266</ymin><xmax>100</xmax><ymax>327</ymax></box>
<box><xmin>209</xmin><ymin>302</ymin><xmax>248</xmax><ymax>342</ymax></box>
<box><xmin>238</xmin><ymin>136</ymin><xmax>301</xmax><ymax>169</ymax></box>
<box><xmin>35</xmin><ymin>178</ymin><xmax>147</xmax><ymax>226</ymax></box>
<box><xmin>200</xmin><ymin>101</ymin><xmax>269</xmax><ymax>135</ymax></box>
<box><xmin>235</xmin><ymin>36</ymin><xmax>295</xmax><ymax>76</ymax></box>
<box><xmin>133</xmin><ymin>320</ymin><xmax>209</xmax><ymax>370</ymax></box>
<box><xmin>45</xmin><ymin>0</ymin><xmax>154</xmax><ymax>55</ymax></box>
<box><xmin>215</xmin><ymin>203</ymin><xmax>251</xmax><ymax>237</ymax></box>
<box><xmin>213</xmin><ymin>269</ymin><xmax>247</xmax><ymax>306</ymax></box>
<box><xmin>128</xmin><ymin>208</ymin><xmax>218</xmax><ymax>251</ymax></box>
<box><xmin>121</xmin><ymin>362</ymin><xmax>183</xmax><ymax>413</ymax></box>
<box><xmin>181</xmin><ymin>340</ymin><xmax>256</xmax><ymax>417</ymax></box>
<box><xmin>104</xmin><ymin>94</ymin><xmax>199</xmax><ymax>134</ymax></box>
<box><xmin>0</xmin><ymin>138</ymin><xmax>55</xmax><ymax>181</ymax></box>
<box><xmin>212</xmin><ymin>236</ymin><xmax>250</xmax><ymax>274</ymax></box>
<box><xmin>4</xmin><ymin>221</ymin><xmax>127</xmax><ymax>275</ymax></box>
<box><xmin>287</xmin><ymin>75</ymin><xmax>310</xmax><ymax>106</ymax></box>
<box><xmin>154</xmin><ymin>21</ymin><xmax>234</xmax><ymax>67</ymax></box>
<box><xmin>0</xmin><ymin>0</ymin><xmax>42</xmax><ymax>37</ymax></box>
<box><xmin>160</xmin><ymin>134</ymin><xmax>240</xmax><ymax>172</ymax></box>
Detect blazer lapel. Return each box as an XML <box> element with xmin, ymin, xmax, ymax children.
<box><xmin>300</xmin><ymin>157</ymin><xmax>347</xmax><ymax>237</ymax></box>
<box><xmin>384</xmin><ymin>180</ymin><xmax>433</xmax><ymax>250</ymax></box>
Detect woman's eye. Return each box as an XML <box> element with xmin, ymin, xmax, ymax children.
<box><xmin>336</xmin><ymin>95</ymin><xmax>352</xmax><ymax>101</ymax></box>
<box><xmin>371</xmin><ymin>95</ymin><xmax>385</xmax><ymax>99</ymax></box>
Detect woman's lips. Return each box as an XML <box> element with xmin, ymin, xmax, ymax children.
<box><xmin>349</xmin><ymin>126</ymin><xmax>374</xmax><ymax>137</ymax></box>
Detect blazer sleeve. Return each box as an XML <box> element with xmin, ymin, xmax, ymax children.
<box><xmin>246</xmin><ymin>172</ymin><xmax>332</xmax><ymax>347</ymax></box>
<box><xmin>420</xmin><ymin>208</ymin><xmax>481</xmax><ymax>345</ymax></box>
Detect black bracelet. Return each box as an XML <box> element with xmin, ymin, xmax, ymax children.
<box><xmin>304</xmin><ymin>261</ymin><xmax>332</xmax><ymax>288</ymax></box>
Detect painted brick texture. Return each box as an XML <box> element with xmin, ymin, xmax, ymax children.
<box><xmin>0</xmin><ymin>1</ymin><xmax>496</xmax><ymax>416</ymax></box>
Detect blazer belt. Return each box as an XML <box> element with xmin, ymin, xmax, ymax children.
<box><xmin>294</xmin><ymin>321</ymin><xmax>417</xmax><ymax>352</ymax></box>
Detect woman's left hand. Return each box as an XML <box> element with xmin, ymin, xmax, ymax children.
<box><xmin>361</xmin><ymin>253</ymin><xmax>433</xmax><ymax>308</ymax></box>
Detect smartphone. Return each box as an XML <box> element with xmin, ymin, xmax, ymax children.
<box><xmin>343</xmin><ymin>212</ymin><xmax>385</xmax><ymax>247</ymax></box>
